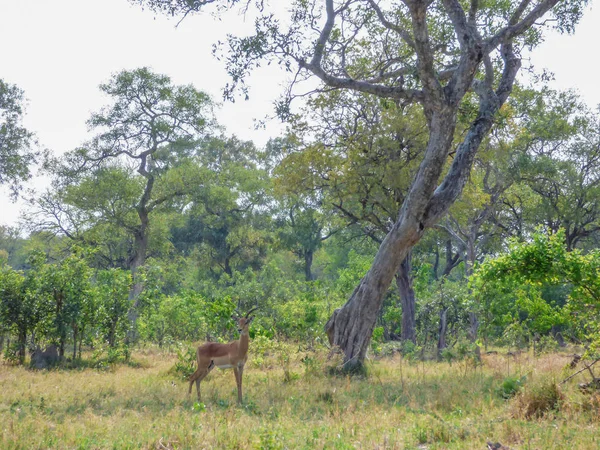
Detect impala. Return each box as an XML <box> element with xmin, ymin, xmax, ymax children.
<box><xmin>188</xmin><ymin>306</ymin><xmax>258</xmax><ymax>404</ymax></box>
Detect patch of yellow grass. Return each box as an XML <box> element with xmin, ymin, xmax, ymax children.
<box><xmin>0</xmin><ymin>347</ymin><xmax>598</xmax><ymax>449</ymax></box>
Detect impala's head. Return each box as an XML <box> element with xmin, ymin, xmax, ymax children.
<box><xmin>233</xmin><ymin>306</ymin><xmax>259</xmax><ymax>333</ymax></box>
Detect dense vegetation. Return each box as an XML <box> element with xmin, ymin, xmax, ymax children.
<box><xmin>2</xmin><ymin>0</ymin><xmax>600</xmax><ymax>447</ymax></box>
<box><xmin>2</xmin><ymin>72</ymin><xmax>599</xmax><ymax>366</ymax></box>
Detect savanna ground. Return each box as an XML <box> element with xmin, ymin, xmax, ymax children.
<box><xmin>1</xmin><ymin>345</ymin><xmax>599</xmax><ymax>450</ymax></box>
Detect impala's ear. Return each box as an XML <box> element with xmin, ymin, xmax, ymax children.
<box><xmin>247</xmin><ymin>315</ymin><xmax>255</xmax><ymax>324</ymax></box>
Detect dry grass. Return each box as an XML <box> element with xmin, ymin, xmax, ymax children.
<box><xmin>1</xmin><ymin>347</ymin><xmax>599</xmax><ymax>449</ymax></box>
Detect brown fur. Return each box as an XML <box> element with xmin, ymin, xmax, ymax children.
<box><xmin>188</xmin><ymin>316</ymin><xmax>254</xmax><ymax>404</ymax></box>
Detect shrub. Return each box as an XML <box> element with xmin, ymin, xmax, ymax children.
<box><xmin>497</xmin><ymin>375</ymin><xmax>526</xmax><ymax>399</ymax></box>
<box><xmin>173</xmin><ymin>345</ymin><xmax>197</xmax><ymax>379</ymax></box>
<box><xmin>512</xmin><ymin>379</ymin><xmax>563</xmax><ymax>418</ymax></box>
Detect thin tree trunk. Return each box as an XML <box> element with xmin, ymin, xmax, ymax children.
<box><xmin>18</xmin><ymin>329</ymin><xmax>26</xmax><ymax>365</ymax></box>
<box><xmin>465</xmin><ymin>234</ymin><xmax>480</xmax><ymax>345</ymax></box>
<box><xmin>72</xmin><ymin>323</ymin><xmax>78</xmax><ymax>360</ymax></box>
<box><xmin>437</xmin><ymin>307</ymin><xmax>449</xmax><ymax>358</ymax></box>
<box><xmin>78</xmin><ymin>328</ymin><xmax>84</xmax><ymax>359</ymax></box>
<box><xmin>395</xmin><ymin>251</ymin><xmax>416</xmax><ymax>343</ymax></box>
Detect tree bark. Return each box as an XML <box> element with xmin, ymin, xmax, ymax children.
<box><xmin>395</xmin><ymin>251</ymin><xmax>416</xmax><ymax>343</ymax></box>
<box><xmin>326</xmin><ymin>109</ymin><xmax>457</xmax><ymax>370</ymax></box>
<box><xmin>17</xmin><ymin>329</ymin><xmax>26</xmax><ymax>365</ymax></box>
<box><xmin>304</xmin><ymin>250</ymin><xmax>314</xmax><ymax>281</ymax></box>
<box><xmin>126</xmin><ymin>207</ymin><xmax>150</xmax><ymax>344</ymax></box>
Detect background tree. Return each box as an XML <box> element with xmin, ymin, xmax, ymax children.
<box><xmin>274</xmin><ymin>194</ymin><xmax>337</xmax><ymax>281</ymax></box>
<box><xmin>170</xmin><ymin>136</ymin><xmax>271</xmax><ymax>281</ymax></box>
<box><xmin>29</xmin><ymin>67</ymin><xmax>215</xmax><ymax>335</ymax></box>
<box><xmin>0</xmin><ymin>79</ymin><xmax>38</xmax><ymax>197</ymax></box>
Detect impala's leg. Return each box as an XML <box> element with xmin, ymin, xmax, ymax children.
<box><xmin>238</xmin><ymin>365</ymin><xmax>244</xmax><ymax>404</ymax></box>
<box><xmin>233</xmin><ymin>365</ymin><xmax>243</xmax><ymax>404</ymax></box>
<box><xmin>189</xmin><ymin>360</ymin><xmax>213</xmax><ymax>401</ymax></box>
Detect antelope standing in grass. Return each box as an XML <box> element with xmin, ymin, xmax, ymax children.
<box><xmin>188</xmin><ymin>306</ymin><xmax>258</xmax><ymax>404</ymax></box>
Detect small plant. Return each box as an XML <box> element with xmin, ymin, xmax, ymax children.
<box><xmin>300</xmin><ymin>353</ymin><xmax>323</xmax><ymax>378</ymax></box>
<box><xmin>371</xmin><ymin>326</ymin><xmax>385</xmax><ymax>354</ymax></box>
<box><xmin>536</xmin><ymin>335</ymin><xmax>559</xmax><ymax>354</ymax></box>
<box><xmin>173</xmin><ymin>345</ymin><xmax>196</xmax><ymax>379</ymax></box>
<box><xmin>3</xmin><ymin>342</ymin><xmax>22</xmax><ymax>365</ymax></box>
<box><xmin>399</xmin><ymin>340</ymin><xmax>421</xmax><ymax>361</ymax></box>
<box><xmin>440</xmin><ymin>347</ymin><xmax>456</xmax><ymax>364</ymax></box>
<box><xmin>258</xmin><ymin>427</ymin><xmax>284</xmax><ymax>450</ymax></box>
<box><xmin>497</xmin><ymin>375</ymin><xmax>526</xmax><ymax>399</ymax></box>
<box><xmin>317</xmin><ymin>391</ymin><xmax>334</xmax><ymax>403</ymax></box>
<box><xmin>192</xmin><ymin>401</ymin><xmax>206</xmax><ymax>413</ymax></box>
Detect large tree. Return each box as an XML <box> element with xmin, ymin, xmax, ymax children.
<box><xmin>274</xmin><ymin>91</ymin><xmax>427</xmax><ymax>341</ymax></box>
<box><xmin>32</xmin><ymin>68</ymin><xmax>215</xmax><ymax>334</ymax></box>
<box><xmin>135</xmin><ymin>0</ymin><xmax>586</xmax><ymax>369</ymax></box>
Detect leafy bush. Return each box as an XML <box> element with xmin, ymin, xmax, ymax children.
<box><xmin>173</xmin><ymin>344</ymin><xmax>197</xmax><ymax>379</ymax></box>
<box><xmin>497</xmin><ymin>375</ymin><xmax>526</xmax><ymax>399</ymax></box>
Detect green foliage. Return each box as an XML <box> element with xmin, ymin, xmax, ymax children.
<box><xmin>472</xmin><ymin>229</ymin><xmax>600</xmax><ymax>350</ymax></box>
<box><xmin>170</xmin><ymin>136</ymin><xmax>272</xmax><ymax>280</ymax></box>
<box><xmin>497</xmin><ymin>375</ymin><xmax>527</xmax><ymax>399</ymax></box>
<box><xmin>139</xmin><ymin>292</ymin><xmax>235</xmax><ymax>346</ymax></box>
<box><xmin>96</xmin><ymin>269</ymin><xmax>131</xmax><ymax>348</ymax></box>
<box><xmin>174</xmin><ymin>345</ymin><xmax>197</xmax><ymax>379</ymax></box>
<box><xmin>0</xmin><ymin>79</ymin><xmax>38</xmax><ymax>196</ymax></box>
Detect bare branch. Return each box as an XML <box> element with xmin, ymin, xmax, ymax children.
<box><xmin>299</xmin><ymin>59</ymin><xmax>423</xmax><ymax>102</ymax></box>
<box><xmin>367</xmin><ymin>0</ymin><xmax>416</xmax><ymax>48</ymax></box>
<box><xmin>486</xmin><ymin>0</ymin><xmax>561</xmax><ymax>52</ymax></box>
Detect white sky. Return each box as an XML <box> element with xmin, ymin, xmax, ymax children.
<box><xmin>0</xmin><ymin>0</ymin><xmax>598</xmax><ymax>228</ymax></box>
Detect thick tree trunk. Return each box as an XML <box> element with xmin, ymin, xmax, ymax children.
<box><xmin>395</xmin><ymin>251</ymin><xmax>416</xmax><ymax>343</ymax></box>
<box><xmin>126</xmin><ymin>214</ymin><xmax>149</xmax><ymax>345</ymax></box>
<box><xmin>325</xmin><ymin>110</ymin><xmax>457</xmax><ymax>370</ymax></box>
<box><xmin>326</xmin><ymin>113</ymin><xmax>455</xmax><ymax>369</ymax></box>
<box><xmin>304</xmin><ymin>250</ymin><xmax>314</xmax><ymax>281</ymax></box>
<box><xmin>224</xmin><ymin>256</ymin><xmax>233</xmax><ymax>276</ymax></box>
<box><xmin>58</xmin><ymin>338</ymin><xmax>65</xmax><ymax>360</ymax></box>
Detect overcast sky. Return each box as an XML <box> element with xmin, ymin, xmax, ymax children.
<box><xmin>1</xmin><ymin>0</ymin><xmax>598</xmax><ymax>228</ymax></box>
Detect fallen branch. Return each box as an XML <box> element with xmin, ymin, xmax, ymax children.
<box><xmin>561</xmin><ymin>358</ymin><xmax>600</xmax><ymax>384</ymax></box>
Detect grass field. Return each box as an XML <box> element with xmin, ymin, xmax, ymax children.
<box><xmin>1</xmin><ymin>346</ymin><xmax>599</xmax><ymax>449</ymax></box>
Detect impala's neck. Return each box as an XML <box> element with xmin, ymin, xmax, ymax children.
<box><xmin>238</xmin><ymin>328</ymin><xmax>250</xmax><ymax>355</ymax></box>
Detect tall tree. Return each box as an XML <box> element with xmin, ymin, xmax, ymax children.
<box><xmin>135</xmin><ymin>0</ymin><xmax>587</xmax><ymax>369</ymax></box>
<box><xmin>32</xmin><ymin>68</ymin><xmax>215</xmax><ymax>334</ymax></box>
